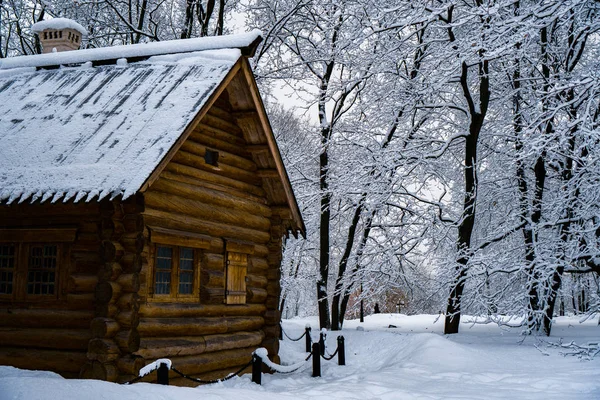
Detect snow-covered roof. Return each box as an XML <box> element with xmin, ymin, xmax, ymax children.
<box><xmin>31</xmin><ymin>18</ymin><xmax>88</xmax><ymax>36</ymax></box>
<box><xmin>0</xmin><ymin>30</ymin><xmax>262</xmax><ymax>70</ymax></box>
<box><xmin>0</xmin><ymin>43</ymin><xmax>247</xmax><ymax>204</ymax></box>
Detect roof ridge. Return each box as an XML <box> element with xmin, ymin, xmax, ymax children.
<box><xmin>0</xmin><ymin>30</ymin><xmax>262</xmax><ymax>71</ymax></box>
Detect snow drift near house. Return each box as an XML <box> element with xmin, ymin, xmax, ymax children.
<box><xmin>1</xmin><ymin>314</ymin><xmax>598</xmax><ymax>400</ymax></box>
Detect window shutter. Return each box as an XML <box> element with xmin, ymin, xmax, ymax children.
<box><xmin>226</xmin><ymin>252</ymin><xmax>247</xmax><ymax>304</ymax></box>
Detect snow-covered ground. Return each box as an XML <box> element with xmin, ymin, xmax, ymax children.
<box><xmin>1</xmin><ymin>314</ymin><xmax>599</xmax><ymax>399</ymax></box>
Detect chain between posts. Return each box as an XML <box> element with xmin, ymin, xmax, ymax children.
<box><xmin>125</xmin><ymin>358</ymin><xmax>252</xmax><ymax>386</ymax></box>
<box><xmin>281</xmin><ymin>323</ymin><xmax>313</xmax><ymax>352</ymax></box>
<box><xmin>252</xmin><ymin>332</ymin><xmax>346</xmax><ymax>384</ymax></box>
<box><xmin>321</xmin><ymin>346</ymin><xmax>339</xmax><ymax>361</ymax></box>
<box><xmin>171</xmin><ymin>360</ymin><xmax>253</xmax><ymax>384</ymax></box>
<box><xmin>126</xmin><ymin>326</ymin><xmax>346</xmax><ymax>387</ymax></box>
<box><xmin>280</xmin><ymin>322</ymin><xmax>309</xmax><ymax>342</ymax></box>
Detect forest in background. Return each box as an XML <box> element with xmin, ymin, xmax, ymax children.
<box><xmin>2</xmin><ymin>0</ymin><xmax>599</xmax><ymax>336</ymax></box>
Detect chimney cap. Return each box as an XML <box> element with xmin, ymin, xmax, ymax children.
<box><xmin>31</xmin><ymin>18</ymin><xmax>87</xmax><ymax>36</ymax></box>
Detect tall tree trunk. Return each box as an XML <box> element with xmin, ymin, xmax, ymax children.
<box><xmin>526</xmin><ymin>24</ymin><xmax>553</xmax><ymax>333</ymax></box>
<box><xmin>317</xmin><ymin>124</ymin><xmax>332</xmax><ymax>330</ymax></box>
<box><xmin>133</xmin><ymin>0</ymin><xmax>148</xmax><ymax>44</ymax></box>
<box><xmin>316</xmin><ymin>8</ymin><xmax>342</xmax><ymax>329</ymax></box>
<box><xmin>525</xmin><ymin>153</ymin><xmax>546</xmax><ymax>331</ymax></box>
<box><xmin>317</xmin><ymin>59</ymin><xmax>335</xmax><ymax>329</ymax></box>
<box><xmin>444</xmin><ymin>56</ymin><xmax>489</xmax><ymax>334</ymax></box>
<box><xmin>339</xmin><ymin>210</ymin><xmax>374</xmax><ymax>327</ymax></box>
<box><xmin>509</xmin><ymin>1</ymin><xmax>543</xmax><ymax>334</ymax></box>
<box><xmin>181</xmin><ymin>0</ymin><xmax>195</xmax><ymax>39</ymax></box>
<box><xmin>200</xmin><ymin>0</ymin><xmax>216</xmax><ymax>37</ymax></box>
<box><xmin>216</xmin><ymin>0</ymin><xmax>225</xmax><ymax>35</ymax></box>
<box><xmin>542</xmin><ymin>86</ymin><xmax>579</xmax><ymax>335</ymax></box>
<box><xmin>541</xmin><ymin>8</ymin><xmax>590</xmax><ymax>335</ymax></box>
<box><xmin>513</xmin><ymin>50</ymin><xmax>541</xmax><ymax>332</ymax></box>
<box><xmin>128</xmin><ymin>0</ymin><xmax>134</xmax><ymax>43</ymax></box>
<box><xmin>331</xmin><ymin>198</ymin><xmax>364</xmax><ymax>330</ymax></box>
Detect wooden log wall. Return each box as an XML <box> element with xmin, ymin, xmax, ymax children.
<box><xmin>0</xmin><ymin>202</ymin><xmax>102</xmax><ymax>378</ymax></box>
<box><xmin>81</xmin><ymin>196</ymin><xmax>145</xmax><ymax>382</ymax></box>
<box><xmin>135</xmin><ymin>94</ymin><xmax>280</xmax><ymax>383</ymax></box>
<box><xmin>261</xmin><ymin>216</ymin><xmax>284</xmax><ymax>363</ymax></box>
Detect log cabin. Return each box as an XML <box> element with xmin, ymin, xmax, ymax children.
<box><xmin>0</xmin><ymin>22</ymin><xmax>304</xmax><ymax>385</ymax></box>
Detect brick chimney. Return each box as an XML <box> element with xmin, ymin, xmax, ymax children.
<box><xmin>31</xmin><ymin>18</ymin><xmax>87</xmax><ymax>54</ymax></box>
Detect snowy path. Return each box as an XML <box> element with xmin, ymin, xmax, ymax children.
<box><xmin>1</xmin><ymin>314</ymin><xmax>598</xmax><ymax>399</ymax></box>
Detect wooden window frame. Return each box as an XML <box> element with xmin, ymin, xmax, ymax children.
<box><xmin>147</xmin><ymin>226</ymin><xmax>212</xmax><ymax>303</ymax></box>
<box><xmin>25</xmin><ymin>243</ymin><xmax>60</xmax><ymax>297</ymax></box>
<box><xmin>0</xmin><ymin>243</ymin><xmax>16</xmax><ymax>299</ymax></box>
<box><xmin>0</xmin><ymin>228</ymin><xmax>75</xmax><ymax>303</ymax></box>
<box><xmin>149</xmin><ymin>244</ymin><xmax>201</xmax><ymax>302</ymax></box>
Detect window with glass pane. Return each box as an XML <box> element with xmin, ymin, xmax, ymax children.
<box><xmin>155</xmin><ymin>246</ymin><xmax>172</xmax><ymax>294</ymax></box>
<box><xmin>27</xmin><ymin>245</ymin><xmax>57</xmax><ymax>295</ymax></box>
<box><xmin>0</xmin><ymin>245</ymin><xmax>15</xmax><ymax>295</ymax></box>
<box><xmin>179</xmin><ymin>247</ymin><xmax>194</xmax><ymax>294</ymax></box>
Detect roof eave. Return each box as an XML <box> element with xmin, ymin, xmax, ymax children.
<box><xmin>238</xmin><ymin>60</ymin><xmax>306</xmax><ymax>238</ymax></box>
<box><xmin>240</xmin><ymin>35</ymin><xmax>263</xmax><ymax>58</ymax></box>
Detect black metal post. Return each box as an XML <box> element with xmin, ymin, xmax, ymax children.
<box><xmin>279</xmin><ymin>322</ymin><xmax>283</xmax><ymax>340</ymax></box>
<box><xmin>251</xmin><ymin>353</ymin><xmax>262</xmax><ymax>385</ymax></box>
<box><xmin>305</xmin><ymin>326</ymin><xmax>312</xmax><ymax>353</ymax></box>
<box><xmin>337</xmin><ymin>336</ymin><xmax>345</xmax><ymax>366</ymax></box>
<box><xmin>157</xmin><ymin>362</ymin><xmax>169</xmax><ymax>385</ymax></box>
<box><xmin>319</xmin><ymin>331</ymin><xmax>326</xmax><ymax>356</ymax></box>
<box><xmin>360</xmin><ymin>283</ymin><xmax>364</xmax><ymax>323</ymax></box>
<box><xmin>311</xmin><ymin>342</ymin><xmax>321</xmax><ymax>377</ymax></box>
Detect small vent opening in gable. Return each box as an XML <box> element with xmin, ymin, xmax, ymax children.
<box><xmin>204</xmin><ymin>149</ymin><xmax>219</xmax><ymax>166</ymax></box>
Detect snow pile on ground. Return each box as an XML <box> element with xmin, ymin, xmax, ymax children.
<box><xmin>1</xmin><ymin>314</ymin><xmax>599</xmax><ymax>399</ymax></box>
